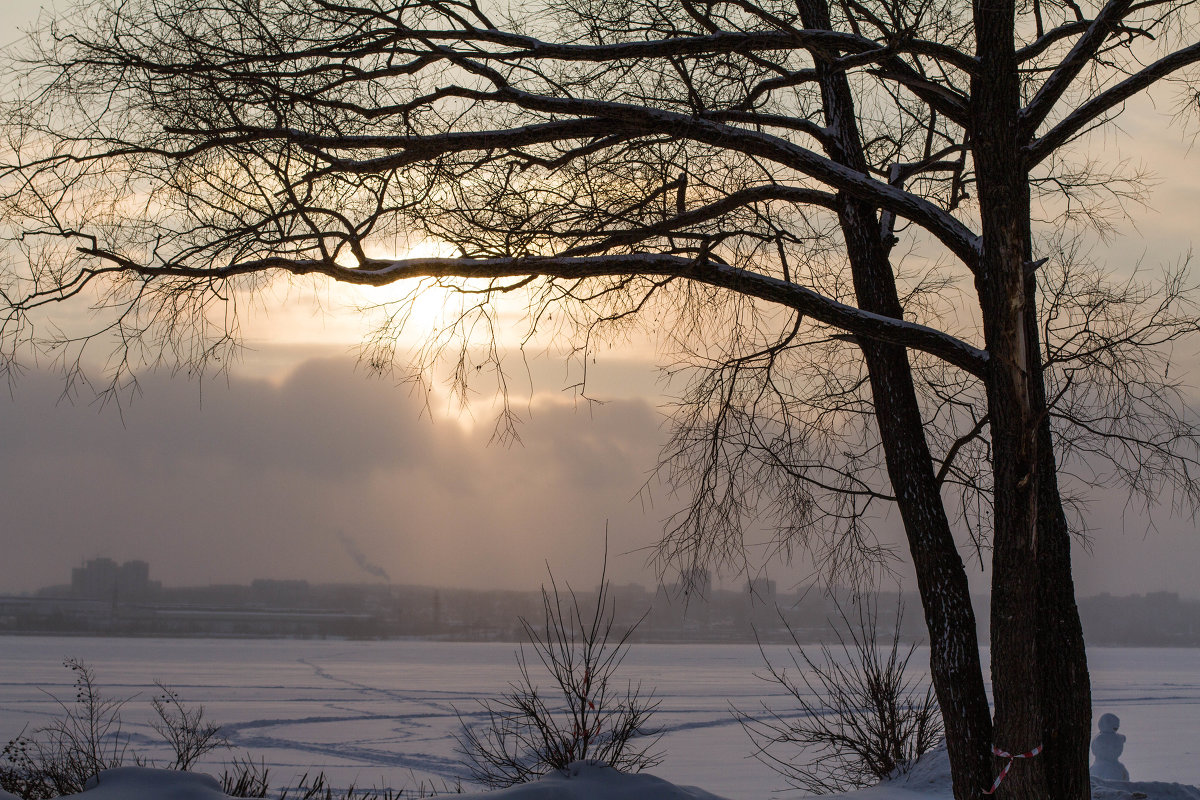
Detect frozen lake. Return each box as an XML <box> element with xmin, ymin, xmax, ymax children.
<box><xmin>0</xmin><ymin>636</ymin><xmax>1196</xmax><ymax>797</ymax></box>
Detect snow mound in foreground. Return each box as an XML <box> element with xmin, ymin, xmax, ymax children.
<box><xmin>61</xmin><ymin>764</ymin><xmax>729</xmax><ymax>800</ymax></box>
<box><xmin>76</xmin><ymin>768</ymin><xmax>227</xmax><ymax>800</ymax></box>
<box><xmin>40</xmin><ymin>757</ymin><xmax>1200</xmax><ymax>800</ymax></box>
<box><xmin>853</xmin><ymin>744</ymin><xmax>1200</xmax><ymax>800</ymax></box>
<box><xmin>1090</xmin><ymin>778</ymin><xmax>1200</xmax><ymax>800</ymax></box>
<box><xmin>894</xmin><ymin>742</ymin><xmax>955</xmax><ymax>795</ymax></box>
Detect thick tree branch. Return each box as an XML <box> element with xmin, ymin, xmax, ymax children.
<box><xmin>373</xmin><ymin>26</ymin><xmax>979</xmax><ymax>73</ymax></box>
<box><xmin>154</xmin><ymin>92</ymin><xmax>981</xmax><ymax>268</ymax></box>
<box><xmin>559</xmin><ymin>184</ymin><xmax>843</xmax><ymax>256</ymax></box>
<box><xmin>1026</xmin><ymin>40</ymin><xmax>1200</xmax><ymax>164</ymax></box>
<box><xmin>1020</xmin><ymin>0</ymin><xmax>1135</xmax><ymax>137</ymax></box>
<box><xmin>474</xmin><ymin>89</ymin><xmax>983</xmax><ymax>268</ymax></box>
<box><xmin>700</xmin><ymin>110</ymin><xmax>832</xmax><ymax>145</ymax></box>
<box><xmin>64</xmin><ymin>24</ymin><xmax>978</xmax><ymax>76</ymax></box>
<box><xmin>1015</xmin><ymin>21</ymin><xmax>1092</xmax><ymax>64</ymax></box>
<box><xmin>869</xmin><ymin>61</ymin><xmax>971</xmax><ymax>126</ymax></box>
<box><xmin>65</xmin><ymin>245</ymin><xmax>988</xmax><ymax>376</ymax></box>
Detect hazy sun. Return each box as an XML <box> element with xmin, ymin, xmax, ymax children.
<box><xmin>338</xmin><ymin>239</ymin><xmax>462</xmax><ymax>340</ymax></box>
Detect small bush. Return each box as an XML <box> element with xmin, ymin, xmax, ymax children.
<box><xmin>455</xmin><ymin>555</ymin><xmax>662</xmax><ymax>788</ymax></box>
<box><xmin>0</xmin><ymin>659</ymin><xmax>229</xmax><ymax>799</ymax></box>
<box><xmin>2</xmin><ymin>661</ymin><xmax>465</xmax><ymax>800</ymax></box>
<box><xmin>151</xmin><ymin>683</ymin><xmax>228</xmax><ymax>770</ymax></box>
<box><xmin>1</xmin><ymin>733</ymin><xmax>56</xmax><ymax>800</ymax></box>
<box><xmin>3</xmin><ymin>663</ymin><xmax>463</xmax><ymax>800</ymax></box>
<box><xmin>737</xmin><ymin>598</ymin><xmax>943</xmax><ymax>794</ymax></box>
<box><xmin>0</xmin><ymin>659</ymin><xmax>132</xmax><ymax>798</ymax></box>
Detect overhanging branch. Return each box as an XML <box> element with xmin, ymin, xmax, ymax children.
<box><xmin>70</xmin><ymin>245</ymin><xmax>989</xmax><ymax>376</ymax></box>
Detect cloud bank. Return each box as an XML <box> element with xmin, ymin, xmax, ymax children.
<box><xmin>1</xmin><ymin>355</ymin><xmax>1197</xmax><ymax>599</ymax></box>
<box><xmin>0</xmin><ymin>358</ymin><xmax>673</xmax><ymax>592</ymax></box>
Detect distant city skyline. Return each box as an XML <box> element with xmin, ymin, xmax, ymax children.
<box><xmin>5</xmin><ymin>554</ymin><xmax>1198</xmax><ymax>647</ymax></box>
<box><xmin>2</xmin><ymin>356</ymin><xmax>1199</xmax><ymax>602</ymax></box>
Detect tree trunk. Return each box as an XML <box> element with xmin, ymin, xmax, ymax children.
<box><xmin>1025</xmin><ymin>273</ymin><xmax>1093</xmax><ymax>800</ymax></box>
<box><xmin>972</xmin><ymin>0</ymin><xmax>1050</xmax><ymax>798</ymax></box>
<box><xmin>797</xmin><ymin>3</ymin><xmax>995</xmax><ymax>797</ymax></box>
<box><xmin>845</xmin><ymin>209</ymin><xmax>995</xmax><ymax>800</ymax></box>
<box><xmin>857</xmin><ymin>331</ymin><xmax>998</xmax><ymax>800</ymax></box>
<box><xmin>842</xmin><ymin>204</ymin><xmax>996</xmax><ymax>800</ymax></box>
<box><xmin>1034</xmin><ymin>424</ymin><xmax>1093</xmax><ymax>800</ymax></box>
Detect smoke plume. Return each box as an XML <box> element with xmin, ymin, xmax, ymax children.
<box><xmin>334</xmin><ymin>530</ymin><xmax>391</xmax><ymax>583</ymax></box>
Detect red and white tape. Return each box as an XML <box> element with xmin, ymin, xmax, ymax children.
<box><xmin>982</xmin><ymin>743</ymin><xmax>1042</xmax><ymax>795</ymax></box>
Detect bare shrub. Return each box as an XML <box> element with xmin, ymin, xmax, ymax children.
<box><xmin>0</xmin><ymin>659</ymin><xmax>133</xmax><ymax>797</ymax></box>
<box><xmin>737</xmin><ymin>599</ymin><xmax>943</xmax><ymax>794</ymax></box>
<box><xmin>2</xmin><ymin>660</ymin><xmax>459</xmax><ymax>800</ymax></box>
<box><xmin>1</xmin><ymin>732</ymin><xmax>56</xmax><ymax>800</ymax></box>
<box><xmin>0</xmin><ymin>660</ymin><xmax>229</xmax><ymax>799</ymax></box>
<box><xmin>150</xmin><ymin>683</ymin><xmax>228</xmax><ymax>770</ymax></box>
<box><xmin>455</xmin><ymin>556</ymin><xmax>662</xmax><ymax>788</ymax></box>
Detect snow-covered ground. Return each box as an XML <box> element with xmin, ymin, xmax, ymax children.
<box><xmin>3</xmin><ymin>753</ymin><xmax>1197</xmax><ymax>800</ymax></box>
<box><xmin>0</xmin><ymin>636</ymin><xmax>1197</xmax><ymax>797</ymax></box>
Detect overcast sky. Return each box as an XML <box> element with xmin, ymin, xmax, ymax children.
<box><xmin>1</xmin><ymin>0</ymin><xmax>1198</xmax><ymax>600</ymax></box>
<box><xmin>0</xmin><ymin>357</ymin><xmax>683</xmax><ymax>592</ymax></box>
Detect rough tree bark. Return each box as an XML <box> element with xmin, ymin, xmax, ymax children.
<box><xmin>972</xmin><ymin>0</ymin><xmax>1052</xmax><ymax>796</ymax></box>
<box><xmin>1030</xmin><ymin>280</ymin><xmax>1093</xmax><ymax>800</ymax></box>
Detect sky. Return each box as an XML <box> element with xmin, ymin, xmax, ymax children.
<box><xmin>1</xmin><ymin>0</ymin><xmax>1199</xmax><ymax>600</ymax></box>
<box><xmin>0</xmin><ymin>357</ymin><xmax>677</xmax><ymax>591</ymax></box>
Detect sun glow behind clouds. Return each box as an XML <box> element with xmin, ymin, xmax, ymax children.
<box><xmin>236</xmin><ymin>240</ymin><xmax>513</xmax><ymax>362</ymax></box>
<box><xmin>236</xmin><ymin>235</ymin><xmax>662</xmax><ymax>374</ymax></box>
<box><xmin>231</xmin><ymin>238</ymin><xmax>641</xmax><ymax>427</ymax></box>
<box><xmin>341</xmin><ymin>239</ymin><xmax>464</xmax><ymax>337</ymax></box>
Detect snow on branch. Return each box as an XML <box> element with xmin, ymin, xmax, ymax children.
<box><xmin>56</xmin><ymin>245</ymin><xmax>988</xmax><ymax>376</ymax></box>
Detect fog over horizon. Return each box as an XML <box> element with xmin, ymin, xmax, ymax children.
<box><xmin>0</xmin><ymin>355</ymin><xmax>675</xmax><ymax>595</ymax></box>
<box><xmin>2</xmin><ymin>353</ymin><xmax>1197</xmax><ymax>601</ymax></box>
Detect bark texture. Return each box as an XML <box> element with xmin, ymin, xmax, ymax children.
<box><xmin>972</xmin><ymin>0</ymin><xmax>1050</xmax><ymax>796</ymax></box>
<box><xmin>1027</xmin><ymin>275</ymin><xmax>1093</xmax><ymax>800</ymax></box>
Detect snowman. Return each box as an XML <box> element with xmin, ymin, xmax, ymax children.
<box><xmin>1090</xmin><ymin>712</ymin><xmax>1130</xmax><ymax>781</ymax></box>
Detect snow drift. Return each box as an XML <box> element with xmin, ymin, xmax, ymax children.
<box><xmin>13</xmin><ymin>750</ymin><xmax>1198</xmax><ymax>800</ymax></box>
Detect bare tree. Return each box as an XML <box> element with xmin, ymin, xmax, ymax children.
<box><xmin>3</xmin><ymin>1</ymin><xmax>1200</xmax><ymax>798</ymax></box>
